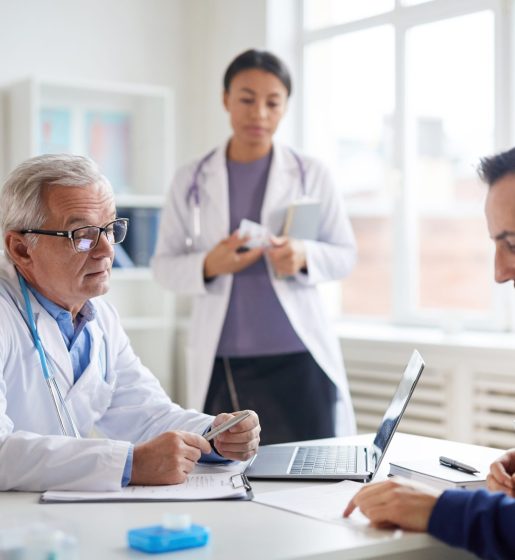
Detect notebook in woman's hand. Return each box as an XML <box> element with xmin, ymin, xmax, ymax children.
<box><xmin>282</xmin><ymin>199</ymin><xmax>320</xmax><ymax>239</ymax></box>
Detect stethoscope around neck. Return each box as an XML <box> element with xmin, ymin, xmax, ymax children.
<box><xmin>183</xmin><ymin>148</ymin><xmax>307</xmax><ymax>251</ymax></box>
<box><xmin>17</xmin><ymin>271</ymin><xmax>81</xmax><ymax>438</ymax></box>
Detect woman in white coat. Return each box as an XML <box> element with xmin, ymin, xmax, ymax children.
<box><xmin>153</xmin><ymin>49</ymin><xmax>357</xmax><ymax>444</ymax></box>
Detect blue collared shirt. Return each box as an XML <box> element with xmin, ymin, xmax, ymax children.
<box><xmin>28</xmin><ymin>286</ymin><xmax>95</xmax><ymax>384</ymax></box>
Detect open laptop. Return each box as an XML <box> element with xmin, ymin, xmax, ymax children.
<box><xmin>245</xmin><ymin>349</ymin><xmax>424</xmax><ymax>482</ymax></box>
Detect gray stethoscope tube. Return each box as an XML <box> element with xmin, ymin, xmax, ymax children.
<box><xmin>184</xmin><ymin>148</ymin><xmax>306</xmax><ymax>250</ymax></box>
<box><xmin>18</xmin><ymin>272</ymin><xmax>81</xmax><ymax>438</ymax></box>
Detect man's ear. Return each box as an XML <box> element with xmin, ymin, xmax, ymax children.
<box><xmin>4</xmin><ymin>232</ymin><xmax>32</xmax><ymax>266</ymax></box>
<box><xmin>223</xmin><ymin>90</ymin><xmax>229</xmax><ymax>111</ymax></box>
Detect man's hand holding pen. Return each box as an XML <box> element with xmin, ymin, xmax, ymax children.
<box><xmin>210</xmin><ymin>410</ymin><xmax>261</xmax><ymax>462</ymax></box>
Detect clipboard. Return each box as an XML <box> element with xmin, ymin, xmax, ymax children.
<box><xmin>229</xmin><ymin>473</ymin><xmax>254</xmax><ymax>499</ymax></box>
<box><xmin>40</xmin><ymin>472</ymin><xmax>253</xmax><ymax>503</ymax></box>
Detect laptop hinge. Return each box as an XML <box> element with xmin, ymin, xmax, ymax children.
<box><xmin>286</xmin><ymin>447</ymin><xmax>299</xmax><ymax>474</ymax></box>
<box><xmin>365</xmin><ymin>446</ymin><xmax>374</xmax><ymax>474</ymax></box>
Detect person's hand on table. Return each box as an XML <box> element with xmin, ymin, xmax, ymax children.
<box><xmin>131</xmin><ymin>431</ymin><xmax>212</xmax><ymax>485</ymax></box>
<box><xmin>343</xmin><ymin>478</ymin><xmax>442</xmax><ymax>531</ymax></box>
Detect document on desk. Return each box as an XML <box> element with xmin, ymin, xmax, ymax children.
<box><xmin>40</xmin><ymin>470</ymin><xmax>252</xmax><ymax>503</ymax></box>
<box><xmin>254</xmin><ymin>481</ymin><xmax>369</xmax><ymax>527</ymax></box>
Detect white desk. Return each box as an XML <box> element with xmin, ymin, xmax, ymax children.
<box><xmin>1</xmin><ymin>433</ymin><xmax>502</xmax><ymax>560</ymax></box>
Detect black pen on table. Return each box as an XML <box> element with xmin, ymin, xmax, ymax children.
<box><xmin>439</xmin><ymin>455</ymin><xmax>480</xmax><ymax>475</ymax></box>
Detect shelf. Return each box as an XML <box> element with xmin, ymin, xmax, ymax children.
<box><xmin>6</xmin><ymin>77</ymin><xmax>173</xmax><ymax>197</ymax></box>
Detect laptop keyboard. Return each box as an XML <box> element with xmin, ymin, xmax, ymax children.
<box><xmin>289</xmin><ymin>446</ymin><xmax>358</xmax><ymax>475</ymax></box>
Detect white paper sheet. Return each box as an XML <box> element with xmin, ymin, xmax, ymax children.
<box><xmin>253</xmin><ymin>481</ymin><xmax>370</xmax><ymax>526</ymax></box>
<box><xmin>41</xmin><ymin>471</ymin><xmax>251</xmax><ymax>503</ymax></box>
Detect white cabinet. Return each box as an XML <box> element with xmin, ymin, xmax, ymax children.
<box><xmin>5</xmin><ymin>78</ymin><xmax>175</xmax><ymax>393</ymax></box>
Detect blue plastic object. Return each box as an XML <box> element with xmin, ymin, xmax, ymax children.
<box><xmin>128</xmin><ymin>524</ymin><xmax>210</xmax><ymax>554</ymax></box>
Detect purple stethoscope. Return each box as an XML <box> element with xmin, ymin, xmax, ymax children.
<box><xmin>184</xmin><ymin>148</ymin><xmax>307</xmax><ymax>250</ymax></box>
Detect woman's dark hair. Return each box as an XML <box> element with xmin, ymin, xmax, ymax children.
<box><xmin>223</xmin><ymin>49</ymin><xmax>292</xmax><ymax>97</ymax></box>
<box><xmin>478</xmin><ymin>147</ymin><xmax>515</xmax><ymax>187</ymax></box>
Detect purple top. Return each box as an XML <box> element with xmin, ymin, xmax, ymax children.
<box><xmin>216</xmin><ymin>151</ymin><xmax>306</xmax><ymax>357</ymax></box>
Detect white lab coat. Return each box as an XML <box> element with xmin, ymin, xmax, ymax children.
<box><xmin>152</xmin><ymin>143</ymin><xmax>357</xmax><ymax>434</ymax></box>
<box><xmin>0</xmin><ymin>254</ymin><xmax>214</xmax><ymax>492</ymax></box>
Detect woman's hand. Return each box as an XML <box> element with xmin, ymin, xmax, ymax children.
<box><xmin>203</xmin><ymin>231</ymin><xmax>264</xmax><ymax>279</ymax></box>
<box><xmin>267</xmin><ymin>236</ymin><xmax>307</xmax><ymax>277</ymax></box>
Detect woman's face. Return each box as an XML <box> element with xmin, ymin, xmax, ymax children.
<box><xmin>223</xmin><ymin>68</ymin><xmax>288</xmax><ymax>150</ymax></box>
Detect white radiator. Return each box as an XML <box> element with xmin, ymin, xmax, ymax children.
<box><xmin>347</xmin><ymin>361</ymin><xmax>448</xmax><ymax>439</ymax></box>
<box><xmin>342</xmin><ymin>329</ymin><xmax>515</xmax><ymax>448</ymax></box>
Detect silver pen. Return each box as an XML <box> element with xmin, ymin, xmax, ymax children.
<box><xmin>204</xmin><ymin>410</ymin><xmax>251</xmax><ymax>442</ymax></box>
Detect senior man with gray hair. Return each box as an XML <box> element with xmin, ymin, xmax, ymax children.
<box><xmin>0</xmin><ymin>153</ymin><xmax>260</xmax><ymax>491</ymax></box>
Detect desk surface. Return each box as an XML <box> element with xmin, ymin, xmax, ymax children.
<box><xmin>1</xmin><ymin>433</ymin><xmax>501</xmax><ymax>560</ymax></box>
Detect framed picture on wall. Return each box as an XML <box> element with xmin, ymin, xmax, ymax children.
<box><xmin>84</xmin><ymin>110</ymin><xmax>131</xmax><ymax>193</ymax></box>
<box><xmin>39</xmin><ymin>108</ymin><xmax>72</xmax><ymax>154</ymax></box>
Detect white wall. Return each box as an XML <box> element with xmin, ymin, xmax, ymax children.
<box><xmin>0</xmin><ymin>1</ymin><xmax>183</xmax><ymax>85</ymax></box>
<box><xmin>0</xmin><ymin>0</ymin><xmax>178</xmax><ymax>177</ymax></box>
<box><xmin>181</xmin><ymin>0</ymin><xmax>268</xmax><ymax>162</ymax></box>
<box><xmin>0</xmin><ymin>0</ymin><xmax>271</xmax><ymax>176</ymax></box>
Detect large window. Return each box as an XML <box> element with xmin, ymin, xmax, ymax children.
<box><xmin>302</xmin><ymin>0</ymin><xmax>507</xmax><ymax>330</ymax></box>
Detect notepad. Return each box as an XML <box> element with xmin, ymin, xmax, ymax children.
<box><xmin>282</xmin><ymin>199</ymin><xmax>320</xmax><ymax>240</ymax></box>
<box><xmin>40</xmin><ymin>472</ymin><xmax>253</xmax><ymax>503</ymax></box>
<box><xmin>389</xmin><ymin>460</ymin><xmax>487</xmax><ymax>490</ymax></box>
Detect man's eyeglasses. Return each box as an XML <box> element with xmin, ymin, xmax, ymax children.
<box><xmin>21</xmin><ymin>218</ymin><xmax>129</xmax><ymax>253</ymax></box>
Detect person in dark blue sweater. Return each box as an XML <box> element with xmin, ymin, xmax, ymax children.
<box><xmin>344</xmin><ymin>146</ymin><xmax>515</xmax><ymax>560</ymax></box>
<box><xmin>344</xmin><ymin>465</ymin><xmax>515</xmax><ymax>559</ymax></box>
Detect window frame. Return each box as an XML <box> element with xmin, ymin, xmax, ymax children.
<box><xmin>300</xmin><ymin>0</ymin><xmax>513</xmax><ymax>331</ymax></box>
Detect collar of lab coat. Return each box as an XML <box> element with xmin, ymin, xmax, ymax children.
<box><xmin>198</xmin><ymin>142</ymin><xmax>304</xmax><ymax>234</ymax></box>
<box><xmin>262</xmin><ymin>143</ymin><xmax>305</xmax><ymax>230</ymax></box>
<box><xmin>0</xmin><ymin>252</ymin><xmax>105</xmax><ymax>394</ymax></box>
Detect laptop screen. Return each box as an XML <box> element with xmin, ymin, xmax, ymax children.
<box><xmin>369</xmin><ymin>350</ymin><xmax>425</xmax><ymax>474</ymax></box>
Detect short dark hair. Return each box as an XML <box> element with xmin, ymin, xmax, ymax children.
<box><xmin>223</xmin><ymin>49</ymin><xmax>292</xmax><ymax>97</ymax></box>
<box><xmin>478</xmin><ymin>147</ymin><xmax>515</xmax><ymax>186</ymax></box>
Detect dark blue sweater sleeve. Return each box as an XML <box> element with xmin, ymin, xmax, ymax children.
<box><xmin>428</xmin><ymin>488</ymin><xmax>515</xmax><ymax>560</ymax></box>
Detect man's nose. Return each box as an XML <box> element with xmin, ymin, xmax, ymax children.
<box><xmin>494</xmin><ymin>247</ymin><xmax>515</xmax><ymax>283</ymax></box>
<box><xmin>92</xmin><ymin>230</ymin><xmax>114</xmax><ymax>258</ymax></box>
